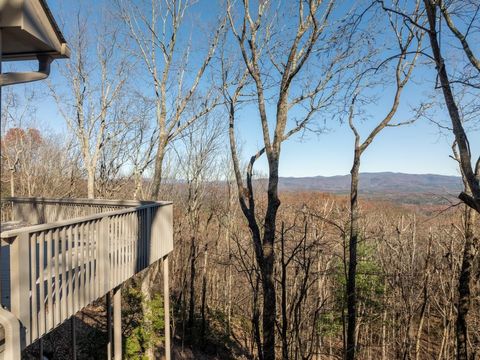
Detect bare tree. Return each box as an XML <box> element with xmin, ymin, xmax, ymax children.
<box><xmin>379</xmin><ymin>2</ymin><xmax>479</xmax><ymax>358</ymax></box>
<box><xmin>50</xmin><ymin>11</ymin><xmax>128</xmax><ymax>199</ymax></box>
<box><xmin>0</xmin><ymin>86</ymin><xmax>36</xmax><ymax>196</ymax></box>
<box><xmin>173</xmin><ymin>117</ymin><xmax>223</xmax><ymax>331</ymax></box>
<box><xmin>423</xmin><ymin>0</ymin><xmax>480</xmax><ymax>213</ymax></box>
<box><xmin>224</xmin><ymin>1</ymin><xmax>354</xmax><ymax>358</ymax></box>
<box><xmin>344</xmin><ymin>4</ymin><xmax>425</xmax><ymax>358</ymax></box>
<box><xmin>126</xmin><ymin>97</ymin><xmax>158</xmax><ymax>200</ymax></box>
<box><xmin>379</xmin><ymin>0</ymin><xmax>480</xmax><ymax>212</ymax></box>
<box><xmin>452</xmin><ymin>142</ymin><xmax>479</xmax><ymax>360</ymax></box>
<box><xmin>116</xmin><ymin>0</ymin><xmax>225</xmax><ymax>200</ymax></box>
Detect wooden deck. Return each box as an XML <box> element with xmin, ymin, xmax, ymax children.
<box><xmin>0</xmin><ymin>197</ymin><xmax>173</xmax><ymax>359</ymax></box>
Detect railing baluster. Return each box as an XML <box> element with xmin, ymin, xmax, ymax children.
<box><xmin>117</xmin><ymin>216</ymin><xmax>121</xmax><ymax>284</ymax></box>
<box><xmin>151</xmin><ymin>207</ymin><xmax>156</xmax><ymax>262</ymax></box>
<box><xmin>91</xmin><ymin>220</ymin><xmax>95</xmax><ymax>301</ymax></box>
<box><xmin>120</xmin><ymin>215</ymin><xmax>126</xmax><ymax>282</ymax></box>
<box><xmin>115</xmin><ymin>217</ymin><xmax>118</xmax><ymax>285</ymax></box>
<box><xmin>144</xmin><ymin>210</ymin><xmax>147</xmax><ymax>268</ymax></box>
<box><xmin>61</xmin><ymin>227</ymin><xmax>67</xmax><ymax>321</ymax></box>
<box><xmin>122</xmin><ymin>214</ymin><xmax>128</xmax><ymax>281</ymax></box>
<box><xmin>130</xmin><ymin>213</ymin><xmax>134</xmax><ymax>274</ymax></box>
<box><xmin>79</xmin><ymin>223</ymin><xmax>85</xmax><ymax>310</ymax></box>
<box><xmin>53</xmin><ymin>229</ymin><xmax>60</xmax><ymax>327</ymax></box>
<box><xmin>136</xmin><ymin>211</ymin><xmax>141</xmax><ymax>272</ymax></box>
<box><xmin>30</xmin><ymin>233</ymin><xmax>38</xmax><ymax>342</ymax></box>
<box><xmin>98</xmin><ymin>217</ymin><xmax>108</xmax><ymax>296</ymax></box>
<box><xmin>135</xmin><ymin>212</ymin><xmax>139</xmax><ymax>272</ymax></box>
<box><xmin>117</xmin><ymin>216</ymin><xmax>121</xmax><ymax>283</ymax></box>
<box><xmin>110</xmin><ymin>218</ymin><xmax>114</xmax><ymax>288</ymax></box>
<box><xmin>146</xmin><ymin>208</ymin><xmax>151</xmax><ymax>266</ymax></box>
<box><xmin>140</xmin><ymin>210</ymin><xmax>144</xmax><ymax>269</ymax></box>
<box><xmin>116</xmin><ymin>216</ymin><xmax>120</xmax><ymax>283</ymax></box>
<box><xmin>68</xmin><ymin>226</ymin><xmax>74</xmax><ymax>317</ymax></box>
<box><xmin>119</xmin><ymin>216</ymin><xmax>123</xmax><ymax>283</ymax></box>
<box><xmin>46</xmin><ymin>230</ymin><xmax>53</xmax><ymax>332</ymax></box>
<box><xmin>95</xmin><ymin>220</ymin><xmax>99</xmax><ymax>299</ymax></box>
<box><xmin>72</xmin><ymin>225</ymin><xmax>78</xmax><ymax>315</ymax></box>
<box><xmin>85</xmin><ymin>222</ymin><xmax>91</xmax><ymax>304</ymax></box>
<box><xmin>38</xmin><ymin>232</ymin><xmax>45</xmax><ymax>337</ymax></box>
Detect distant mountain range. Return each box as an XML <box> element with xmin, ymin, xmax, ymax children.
<box><xmin>278</xmin><ymin>172</ymin><xmax>463</xmax><ymax>196</ymax></box>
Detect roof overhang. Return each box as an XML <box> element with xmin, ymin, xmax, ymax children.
<box><xmin>0</xmin><ymin>0</ymin><xmax>70</xmax><ymax>61</ymax></box>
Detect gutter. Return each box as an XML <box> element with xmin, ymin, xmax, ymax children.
<box><xmin>0</xmin><ymin>54</ymin><xmax>53</xmax><ymax>86</ymax></box>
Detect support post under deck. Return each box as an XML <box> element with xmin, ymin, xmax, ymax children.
<box><xmin>163</xmin><ymin>255</ymin><xmax>171</xmax><ymax>360</ymax></box>
<box><xmin>113</xmin><ymin>286</ymin><xmax>121</xmax><ymax>360</ymax></box>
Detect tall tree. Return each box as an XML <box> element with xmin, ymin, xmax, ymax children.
<box><xmin>224</xmin><ymin>1</ymin><xmax>352</xmax><ymax>358</ymax></box>
<box><xmin>379</xmin><ymin>0</ymin><xmax>480</xmax><ymax>212</ymax></box>
<box><xmin>173</xmin><ymin>118</ymin><xmax>222</xmax><ymax>331</ymax></box>
<box><xmin>452</xmin><ymin>142</ymin><xmax>479</xmax><ymax>360</ymax></box>
<box><xmin>344</xmin><ymin>3</ymin><xmax>424</xmax><ymax>357</ymax></box>
<box><xmin>117</xmin><ymin>0</ymin><xmax>225</xmax><ymax>200</ymax></box>
<box><xmin>380</xmin><ymin>2</ymin><xmax>480</xmax><ymax>357</ymax></box>
<box><xmin>50</xmin><ymin>11</ymin><xmax>128</xmax><ymax>199</ymax></box>
<box><xmin>423</xmin><ymin>0</ymin><xmax>480</xmax><ymax>213</ymax></box>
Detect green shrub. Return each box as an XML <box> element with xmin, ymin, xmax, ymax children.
<box><xmin>124</xmin><ymin>287</ymin><xmax>165</xmax><ymax>359</ymax></box>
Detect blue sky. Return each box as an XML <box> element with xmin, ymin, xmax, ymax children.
<box><xmin>3</xmin><ymin>0</ymin><xmax>478</xmax><ymax>178</ymax></box>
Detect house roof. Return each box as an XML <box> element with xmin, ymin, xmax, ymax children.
<box><xmin>0</xmin><ymin>0</ymin><xmax>70</xmax><ymax>61</ymax></box>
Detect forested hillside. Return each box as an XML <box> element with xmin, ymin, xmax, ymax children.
<box><xmin>1</xmin><ymin>0</ymin><xmax>479</xmax><ymax>359</ymax></box>
<box><xmin>279</xmin><ymin>173</ymin><xmax>463</xmax><ymax>194</ymax></box>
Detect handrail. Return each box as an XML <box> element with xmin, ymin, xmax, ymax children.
<box><xmin>0</xmin><ymin>197</ymin><xmax>174</xmax><ymax>234</ymax></box>
<box><xmin>0</xmin><ymin>201</ymin><xmax>173</xmax><ymax>239</ymax></box>
<box><xmin>1</xmin><ymin>197</ymin><xmax>170</xmax><ymax>207</ymax></box>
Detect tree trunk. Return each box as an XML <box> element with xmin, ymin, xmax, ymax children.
<box><xmin>201</xmin><ymin>244</ymin><xmax>208</xmax><ymax>340</ymax></box>
<box><xmin>262</xmin><ymin>250</ymin><xmax>276</xmax><ymax>360</ymax></box>
<box><xmin>149</xmin><ymin>139</ymin><xmax>166</xmax><ymax>200</ymax></box>
<box><xmin>227</xmin><ymin>219</ymin><xmax>233</xmax><ymax>334</ymax></box>
<box><xmin>347</xmin><ymin>152</ymin><xmax>361</xmax><ymax>360</ymax></box>
<box><xmin>253</xmin><ymin>279</ymin><xmax>263</xmax><ymax>360</ymax></box>
<box><xmin>281</xmin><ymin>222</ymin><xmax>289</xmax><ymax>360</ymax></box>
<box><xmin>456</xmin><ymin>208</ymin><xmax>476</xmax><ymax>360</ymax></box>
<box><xmin>415</xmin><ymin>233</ymin><xmax>431</xmax><ymax>360</ymax></box>
<box><xmin>87</xmin><ymin>167</ymin><xmax>95</xmax><ymax>199</ymax></box>
<box><xmin>262</xmin><ymin>155</ymin><xmax>281</xmax><ymax>360</ymax></box>
<box><xmin>188</xmin><ymin>235</ymin><xmax>196</xmax><ymax>329</ymax></box>
<box><xmin>381</xmin><ymin>280</ymin><xmax>387</xmax><ymax>360</ymax></box>
<box><xmin>10</xmin><ymin>171</ymin><xmax>15</xmax><ymax>197</ymax></box>
<box><xmin>133</xmin><ymin>172</ymin><xmax>142</xmax><ymax>200</ymax></box>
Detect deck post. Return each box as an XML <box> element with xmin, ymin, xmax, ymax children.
<box><xmin>163</xmin><ymin>255</ymin><xmax>171</xmax><ymax>360</ymax></box>
<box><xmin>113</xmin><ymin>286</ymin><xmax>122</xmax><ymax>360</ymax></box>
<box><xmin>0</xmin><ymin>308</ymin><xmax>21</xmax><ymax>360</ymax></box>
<box><xmin>9</xmin><ymin>233</ymin><xmax>30</xmax><ymax>348</ymax></box>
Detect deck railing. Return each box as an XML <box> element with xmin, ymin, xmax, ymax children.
<box><xmin>2</xmin><ymin>197</ymin><xmax>157</xmax><ymax>224</ymax></box>
<box><xmin>0</xmin><ymin>198</ymin><xmax>172</xmax><ymax>348</ymax></box>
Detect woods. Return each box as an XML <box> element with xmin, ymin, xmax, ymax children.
<box><xmin>1</xmin><ymin>0</ymin><xmax>479</xmax><ymax>359</ymax></box>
